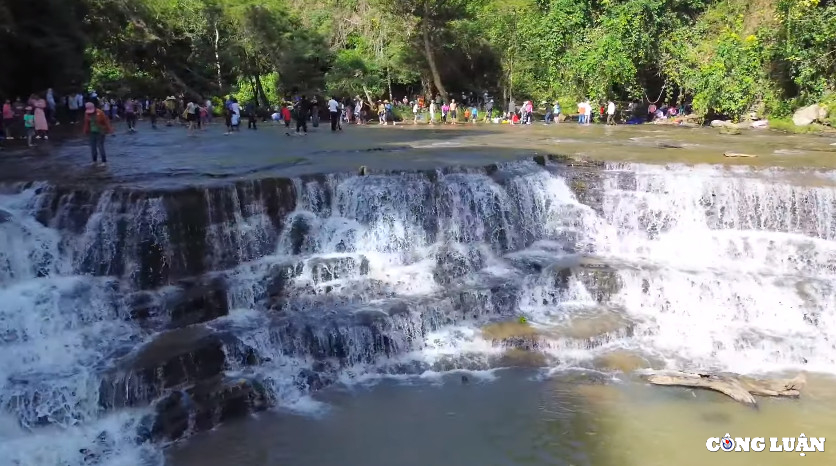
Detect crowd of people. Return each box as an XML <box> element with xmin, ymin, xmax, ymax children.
<box><xmin>1</xmin><ymin>87</ymin><xmax>694</xmax><ymax>167</ymax></box>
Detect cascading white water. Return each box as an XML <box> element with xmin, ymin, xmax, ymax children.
<box><xmin>594</xmin><ymin>164</ymin><xmax>836</xmax><ymax>373</ymax></box>
<box><xmin>0</xmin><ymin>186</ymin><xmax>163</xmax><ymax>466</ymax></box>
<box><xmin>1</xmin><ymin>161</ymin><xmax>835</xmax><ymax>465</ymax></box>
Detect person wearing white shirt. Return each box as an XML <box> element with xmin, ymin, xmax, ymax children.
<box><xmin>327</xmin><ymin>97</ymin><xmax>340</xmax><ymax>132</ymax></box>
<box><xmin>583</xmin><ymin>100</ymin><xmax>592</xmax><ymax>125</ymax></box>
<box><xmin>606</xmin><ymin>100</ymin><xmax>616</xmax><ymax>125</ymax></box>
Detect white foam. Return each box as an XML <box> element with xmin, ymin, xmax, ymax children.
<box><xmin>5</xmin><ymin>161</ymin><xmax>836</xmax><ymax>461</ymax></box>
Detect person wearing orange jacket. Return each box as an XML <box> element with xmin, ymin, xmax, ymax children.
<box><xmin>82</xmin><ymin>102</ymin><xmax>113</xmax><ymax>166</ymax></box>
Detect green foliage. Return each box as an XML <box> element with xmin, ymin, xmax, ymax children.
<box><xmin>771</xmin><ymin>0</ymin><xmax>836</xmax><ymax>102</ymax></box>
<box><xmin>326</xmin><ymin>49</ymin><xmax>385</xmax><ymax>98</ymax></box>
<box><xmin>2</xmin><ymin>0</ymin><xmax>834</xmax><ymax>122</ymax></box>
<box><xmin>230</xmin><ymin>73</ymin><xmax>281</xmax><ymax>107</ymax></box>
<box><xmin>688</xmin><ymin>24</ymin><xmax>770</xmax><ymax>119</ymax></box>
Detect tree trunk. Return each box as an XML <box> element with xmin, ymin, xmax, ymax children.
<box><xmin>362</xmin><ymin>85</ymin><xmax>375</xmax><ymax>112</ymax></box>
<box><xmin>387</xmin><ymin>66</ymin><xmax>393</xmax><ymax>103</ymax></box>
<box><xmin>250</xmin><ymin>76</ymin><xmax>258</xmax><ymax>101</ymax></box>
<box><xmin>214</xmin><ymin>22</ymin><xmax>223</xmax><ymax>91</ymax></box>
<box><xmin>254</xmin><ymin>74</ymin><xmax>268</xmax><ymax>107</ymax></box>
<box><xmin>422</xmin><ymin>1</ymin><xmax>447</xmax><ymax>102</ymax></box>
<box><xmin>507</xmin><ymin>58</ymin><xmax>514</xmax><ymax>113</ymax></box>
<box><xmin>645</xmin><ymin>371</ymin><xmax>805</xmax><ymax>407</ymax></box>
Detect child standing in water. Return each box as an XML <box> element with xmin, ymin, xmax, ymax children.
<box><xmin>281</xmin><ymin>104</ymin><xmax>292</xmax><ymax>128</ymax></box>
<box><xmin>23</xmin><ymin>107</ymin><xmax>35</xmax><ymax>147</ymax></box>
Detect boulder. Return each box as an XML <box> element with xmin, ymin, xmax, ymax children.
<box><xmin>167</xmin><ymin>276</ymin><xmax>229</xmax><ymax>328</ymax></box>
<box><xmin>99</xmin><ymin>327</ymin><xmax>226</xmax><ymax>409</ymax></box>
<box><xmin>150</xmin><ymin>376</ymin><xmax>270</xmax><ymax>442</ymax></box>
<box><xmin>710</xmin><ymin>120</ymin><xmax>732</xmax><ymax>128</ymax></box>
<box><xmin>792</xmin><ymin>104</ymin><xmax>827</xmax><ymax>126</ymax></box>
<box><xmin>0</xmin><ymin>209</ymin><xmax>12</xmax><ymax>223</ymax></box>
<box><xmin>719</xmin><ymin>126</ymin><xmax>741</xmax><ymax>135</ymax></box>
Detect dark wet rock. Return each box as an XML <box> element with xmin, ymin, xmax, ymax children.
<box><xmin>235</xmin><ymin>296</ymin><xmax>437</xmax><ymax>367</ymax></box>
<box><xmin>558</xmin><ymin>166</ymin><xmax>604</xmax><ymax>213</ymax></box>
<box><xmin>308</xmin><ymin>255</ymin><xmax>370</xmax><ymax>284</ymax></box>
<box><xmin>433</xmin><ymin>244</ymin><xmax>484</xmax><ymax>285</ymax></box>
<box><xmin>296</xmin><ymin>368</ymin><xmax>332</xmax><ymax>391</ymax></box>
<box><xmin>126</xmin><ymin>291</ymin><xmax>163</xmax><ymax>321</ymax></box>
<box><xmin>262</xmin><ymin>261</ymin><xmax>305</xmax><ymax>303</ymax></box>
<box><xmin>150</xmin><ymin>376</ymin><xmax>269</xmax><ymax>443</ymax></box>
<box><xmin>33</xmin><ymin>186</ymin><xmax>102</xmax><ymax>231</ymax></box>
<box><xmin>150</xmin><ymin>390</ymin><xmax>189</xmax><ymax>442</ymax></box>
<box><xmin>548</xmin><ymin>259</ymin><xmax>623</xmax><ymax>303</ymax></box>
<box><xmin>160</xmin><ymin>188</ymin><xmax>208</xmax><ymax>282</ymax></box>
<box><xmin>287</xmin><ymin>215</ymin><xmax>311</xmax><ymax>255</ymax></box>
<box><xmin>167</xmin><ymin>276</ymin><xmax>229</xmax><ymax>328</ymax></box>
<box><xmin>25</xmin><ymin>178</ymin><xmax>297</xmax><ymax>288</ymax></box>
<box><xmin>125</xmin><ymin>275</ymin><xmax>229</xmax><ymax>327</ymax></box>
<box><xmin>99</xmin><ymin>327</ymin><xmax>226</xmax><ymax>409</ymax></box>
<box><xmin>188</xmin><ymin>376</ymin><xmax>270</xmax><ymax>434</ymax></box>
<box><xmin>0</xmin><ymin>208</ymin><xmax>12</xmax><ymax>223</ymax></box>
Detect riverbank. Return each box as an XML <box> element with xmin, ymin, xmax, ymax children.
<box><xmin>1</xmin><ymin>121</ymin><xmax>836</xmax><ymax>189</ymax></box>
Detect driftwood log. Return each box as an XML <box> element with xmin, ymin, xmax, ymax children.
<box><xmin>645</xmin><ymin>371</ymin><xmax>806</xmax><ymax>407</ymax></box>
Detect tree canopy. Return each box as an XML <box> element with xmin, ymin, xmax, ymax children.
<box><xmin>2</xmin><ymin>0</ymin><xmax>834</xmax><ymax>119</ymax></box>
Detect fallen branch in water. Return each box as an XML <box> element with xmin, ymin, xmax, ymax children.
<box><xmin>644</xmin><ymin>371</ymin><xmax>805</xmax><ymax>407</ymax></box>
<box><xmin>724</xmin><ymin>152</ymin><xmax>758</xmax><ymax>158</ymax></box>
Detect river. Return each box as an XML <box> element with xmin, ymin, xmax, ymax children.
<box><xmin>1</xmin><ymin>124</ymin><xmax>835</xmax><ymax>465</ymax></box>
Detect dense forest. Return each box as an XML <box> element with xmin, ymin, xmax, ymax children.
<box><xmin>1</xmin><ymin>0</ymin><xmax>834</xmax><ymax>120</ymax></box>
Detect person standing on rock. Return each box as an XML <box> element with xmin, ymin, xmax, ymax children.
<box><xmin>32</xmin><ymin>95</ymin><xmax>49</xmax><ymax>140</ymax></box>
<box><xmin>82</xmin><ymin>102</ymin><xmax>113</xmax><ymax>167</ymax></box>
<box><xmin>328</xmin><ymin>96</ymin><xmax>340</xmax><ymax>132</ymax></box>
<box><xmin>449</xmin><ymin>99</ymin><xmax>458</xmax><ymax>125</ymax></box>
<box><xmin>46</xmin><ymin>88</ymin><xmax>58</xmax><ymax>125</ymax></box>
<box><xmin>606</xmin><ymin>100</ymin><xmax>616</xmax><ymax>125</ymax></box>
<box><xmin>2</xmin><ymin>99</ymin><xmax>14</xmax><ymax>140</ymax></box>
<box><xmin>294</xmin><ymin>96</ymin><xmax>309</xmax><ymax>135</ymax></box>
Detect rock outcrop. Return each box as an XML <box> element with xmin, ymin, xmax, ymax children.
<box><xmin>792</xmin><ymin>104</ymin><xmax>829</xmax><ymax>126</ymax></box>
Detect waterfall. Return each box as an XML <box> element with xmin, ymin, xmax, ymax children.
<box><xmin>1</xmin><ymin>161</ymin><xmax>834</xmax><ymax>465</ymax></box>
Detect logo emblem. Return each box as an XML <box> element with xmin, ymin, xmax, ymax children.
<box><xmin>721</xmin><ymin>434</ymin><xmax>735</xmax><ymax>451</ymax></box>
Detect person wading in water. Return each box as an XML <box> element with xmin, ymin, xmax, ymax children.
<box><xmin>82</xmin><ymin>102</ymin><xmax>113</xmax><ymax>167</ymax></box>
<box><xmin>293</xmin><ymin>96</ymin><xmax>310</xmax><ymax>135</ymax></box>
